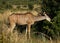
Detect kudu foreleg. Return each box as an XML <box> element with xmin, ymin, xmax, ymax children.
<box><xmin>27</xmin><ymin>24</ymin><xmax>31</xmax><ymax>39</ymax></box>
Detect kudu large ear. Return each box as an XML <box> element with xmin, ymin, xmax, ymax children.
<box><xmin>43</xmin><ymin>12</ymin><xmax>47</xmax><ymax>16</ymax></box>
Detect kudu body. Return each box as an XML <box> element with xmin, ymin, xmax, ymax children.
<box><xmin>8</xmin><ymin>12</ymin><xmax>51</xmax><ymax>39</ymax></box>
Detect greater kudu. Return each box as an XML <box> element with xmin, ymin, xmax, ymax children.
<box><xmin>8</xmin><ymin>12</ymin><xmax>51</xmax><ymax>39</ymax></box>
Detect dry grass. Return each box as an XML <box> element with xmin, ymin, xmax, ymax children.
<box><xmin>0</xmin><ymin>21</ymin><xmax>60</xmax><ymax>43</ymax></box>
<box><xmin>0</xmin><ymin>26</ymin><xmax>48</xmax><ymax>43</ymax></box>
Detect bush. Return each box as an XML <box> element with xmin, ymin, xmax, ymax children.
<box><xmin>5</xmin><ymin>4</ymin><xmax>12</xmax><ymax>9</ymax></box>
<box><xmin>28</xmin><ymin>4</ymin><xmax>34</xmax><ymax>10</ymax></box>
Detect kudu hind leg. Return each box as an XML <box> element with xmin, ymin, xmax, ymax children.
<box><xmin>7</xmin><ymin>23</ymin><xmax>16</xmax><ymax>33</ymax></box>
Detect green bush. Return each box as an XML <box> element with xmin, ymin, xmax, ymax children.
<box><xmin>5</xmin><ymin>4</ymin><xmax>12</xmax><ymax>9</ymax></box>
<box><xmin>28</xmin><ymin>4</ymin><xmax>34</xmax><ymax>10</ymax></box>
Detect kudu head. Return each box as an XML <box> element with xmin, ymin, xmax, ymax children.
<box><xmin>43</xmin><ymin>12</ymin><xmax>51</xmax><ymax>22</ymax></box>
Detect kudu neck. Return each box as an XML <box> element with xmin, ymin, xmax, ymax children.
<box><xmin>34</xmin><ymin>16</ymin><xmax>46</xmax><ymax>22</ymax></box>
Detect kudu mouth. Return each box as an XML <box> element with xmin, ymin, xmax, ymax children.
<box><xmin>47</xmin><ymin>17</ymin><xmax>51</xmax><ymax>22</ymax></box>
